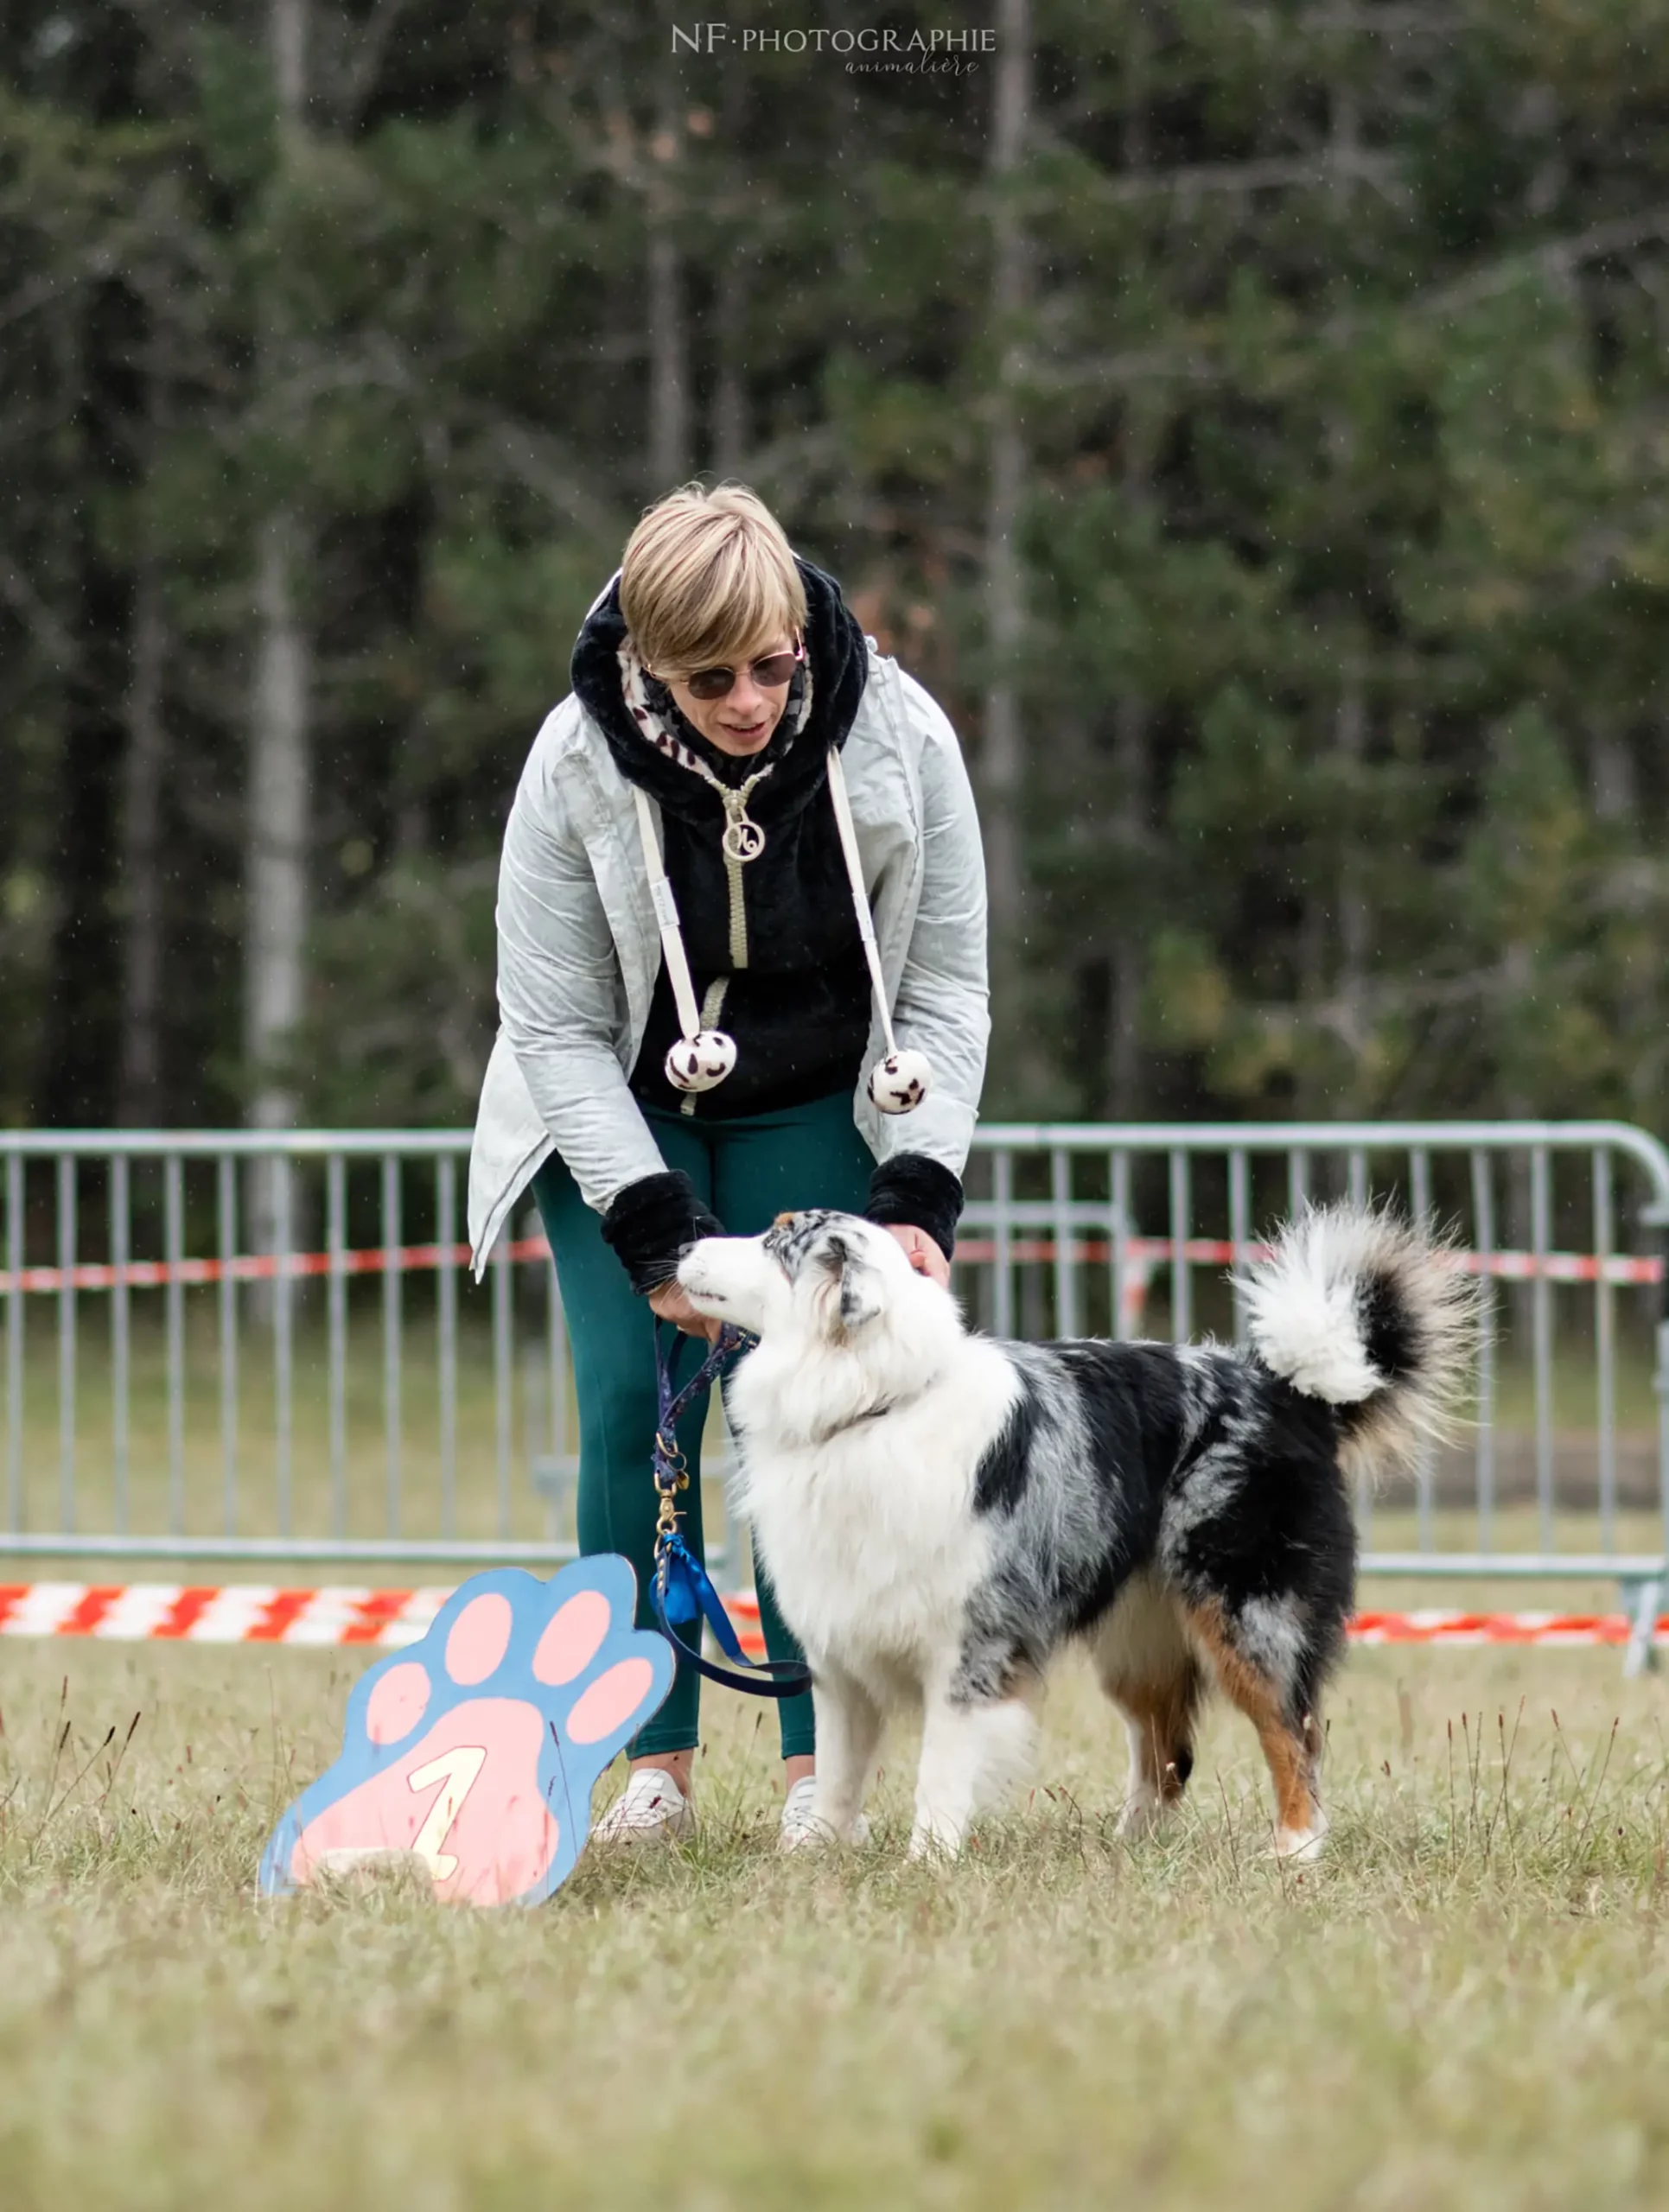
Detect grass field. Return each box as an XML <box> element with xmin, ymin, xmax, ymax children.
<box><xmin>5</xmin><ymin>1636</ymin><xmax>1669</xmax><ymax>2210</ymax></box>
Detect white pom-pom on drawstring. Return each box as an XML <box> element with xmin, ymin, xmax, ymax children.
<box><xmin>634</xmin><ymin>755</ymin><xmax>936</xmax><ymax>1122</ymax></box>
<box><xmin>665</xmin><ymin>1031</ymin><xmax>737</xmax><ymax>1095</ymax></box>
<box><xmin>867</xmin><ymin>1048</ymin><xmax>933</xmax><ymax>1115</ymax></box>
<box><xmin>631</xmin><ymin>790</ymin><xmax>738</xmax><ymax>1099</ymax></box>
<box><xmin>825</xmin><ymin>750</ymin><xmax>932</xmax><ymax>1117</ymax></box>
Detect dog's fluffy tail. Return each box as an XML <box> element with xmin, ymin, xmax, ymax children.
<box><xmin>1235</xmin><ymin>1205</ymin><xmax>1475</xmax><ymax>1472</ymax></box>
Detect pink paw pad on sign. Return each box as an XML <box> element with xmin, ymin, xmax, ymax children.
<box><xmin>258</xmin><ymin>1560</ymin><xmax>675</xmax><ymax>1909</ymax></box>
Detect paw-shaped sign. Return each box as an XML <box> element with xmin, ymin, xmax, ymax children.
<box><xmin>258</xmin><ymin>1560</ymin><xmax>674</xmax><ymax>1908</ymax></box>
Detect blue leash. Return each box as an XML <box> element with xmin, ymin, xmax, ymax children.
<box><xmin>651</xmin><ymin>1322</ymin><xmax>813</xmax><ymax>1700</ymax></box>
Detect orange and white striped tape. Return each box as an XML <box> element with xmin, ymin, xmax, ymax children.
<box><xmin>1</xmin><ymin>1585</ymin><xmax>1664</xmax><ymax>1653</ymax></box>
<box><xmin>0</xmin><ymin>1236</ymin><xmax>550</xmax><ymax>1298</ymax></box>
<box><xmin>1350</xmin><ymin>1609</ymin><xmax>1663</xmax><ymax>1648</ymax></box>
<box><xmin>0</xmin><ymin>1583</ymin><xmax>451</xmax><ymax>1645</ymax></box>
<box><xmin>955</xmin><ymin>1236</ymin><xmax>1663</xmax><ymax>1287</ymax></box>
<box><xmin>1</xmin><ymin>1236</ymin><xmax>1658</xmax><ymax>1298</ymax></box>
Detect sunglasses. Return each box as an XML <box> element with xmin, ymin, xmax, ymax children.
<box><xmin>663</xmin><ymin>641</ymin><xmax>804</xmax><ymax>701</ymax></box>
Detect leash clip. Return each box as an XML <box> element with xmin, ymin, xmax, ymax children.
<box><xmin>647</xmin><ymin>1320</ymin><xmax>808</xmax><ymax>1699</ymax></box>
<box><xmin>653</xmin><ymin>1435</ymin><xmax>688</xmax><ymax>1549</ymax></box>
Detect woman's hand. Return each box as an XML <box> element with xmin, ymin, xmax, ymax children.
<box><xmin>647</xmin><ymin>1279</ymin><xmax>723</xmax><ymax>1341</ymax></box>
<box><xmin>882</xmin><ymin>1223</ymin><xmax>951</xmax><ymax>1287</ymax></box>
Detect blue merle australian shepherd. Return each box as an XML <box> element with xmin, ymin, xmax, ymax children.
<box><xmin>678</xmin><ymin>1204</ymin><xmax>1471</xmax><ymax>1860</ymax></box>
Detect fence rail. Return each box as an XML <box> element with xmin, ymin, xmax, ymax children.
<box><xmin>4</xmin><ymin>1121</ymin><xmax>1668</xmax><ymax>1664</ymax></box>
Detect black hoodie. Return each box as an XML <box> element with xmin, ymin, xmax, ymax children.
<box><xmin>569</xmin><ymin>556</ymin><xmax>965</xmax><ymax>1286</ymax></box>
<box><xmin>570</xmin><ymin>556</ymin><xmax>874</xmax><ymax>1123</ymax></box>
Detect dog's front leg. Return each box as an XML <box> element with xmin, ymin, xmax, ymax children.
<box><xmin>810</xmin><ymin>1668</ymin><xmax>884</xmax><ymax>1843</ymax></box>
<box><xmin>908</xmin><ymin>1693</ymin><xmax>1036</xmax><ymax>1859</ymax></box>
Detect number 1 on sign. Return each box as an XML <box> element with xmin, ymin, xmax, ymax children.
<box><xmin>406</xmin><ymin>1746</ymin><xmax>487</xmax><ymax>1880</ymax></box>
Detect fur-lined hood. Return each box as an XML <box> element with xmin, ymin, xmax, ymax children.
<box><xmin>567</xmin><ymin>555</ymin><xmax>870</xmax><ymax>829</ymax></box>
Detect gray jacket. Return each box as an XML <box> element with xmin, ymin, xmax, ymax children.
<box><xmin>467</xmin><ymin>641</ymin><xmax>990</xmax><ymax>1274</ymax></box>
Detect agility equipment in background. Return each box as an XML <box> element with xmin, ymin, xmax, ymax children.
<box><xmin>257</xmin><ymin>1558</ymin><xmax>674</xmax><ymax>1909</ymax></box>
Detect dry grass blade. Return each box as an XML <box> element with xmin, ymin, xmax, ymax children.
<box><xmin>2</xmin><ymin>1641</ymin><xmax>1668</xmax><ymax>2209</ymax></box>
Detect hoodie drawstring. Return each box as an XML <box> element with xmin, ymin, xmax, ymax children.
<box><xmin>631</xmin><ymin>759</ymin><xmax>932</xmax><ymax>1116</ymax></box>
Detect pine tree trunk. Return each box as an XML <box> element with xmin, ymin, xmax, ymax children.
<box><xmin>245</xmin><ymin>0</ymin><xmax>313</xmax><ymax>1260</ymax></box>
<box><xmin>1328</xmin><ymin>52</ymin><xmax>1367</xmax><ymax>1090</ymax></box>
<box><xmin>711</xmin><ymin>67</ymin><xmax>749</xmax><ymax>477</ymax></box>
<box><xmin>1109</xmin><ymin>692</ymin><xmax>1150</xmax><ymax>1117</ymax></box>
<box><xmin>712</xmin><ymin>252</ymin><xmax>748</xmax><ymax>477</ymax></box>
<box><xmin>1590</xmin><ymin>731</ymin><xmax>1634</xmax><ymax>821</ymax></box>
<box><xmin>245</xmin><ymin>507</ymin><xmax>311</xmax><ymax>1135</ymax></box>
<box><xmin>118</xmin><ymin>513</ymin><xmax>166</xmax><ymax>1127</ymax></box>
<box><xmin>1335</xmin><ymin>669</ymin><xmax>1367</xmax><ymax>1065</ymax></box>
<box><xmin>647</xmin><ymin>13</ymin><xmax>689</xmax><ymax>490</ymax></box>
<box><xmin>647</xmin><ymin>229</ymin><xmax>688</xmax><ymax>488</ymax></box>
<box><xmin>271</xmin><ymin>0</ymin><xmax>306</xmax><ymax>120</ymax></box>
<box><xmin>1108</xmin><ymin>362</ymin><xmax>1154</xmax><ymax>1118</ymax></box>
<box><xmin>981</xmin><ymin>0</ymin><xmax>1032</xmax><ymax>1070</ymax></box>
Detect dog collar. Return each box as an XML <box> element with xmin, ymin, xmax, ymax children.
<box><xmin>809</xmin><ymin>1381</ymin><xmax>931</xmax><ymax>1444</ymax></box>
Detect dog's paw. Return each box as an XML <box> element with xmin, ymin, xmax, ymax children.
<box><xmin>906</xmin><ymin>1823</ymin><xmax>965</xmax><ymax>1862</ymax></box>
<box><xmin>1271</xmin><ymin>1817</ymin><xmax>1328</xmax><ymax>1866</ymax></box>
<box><xmin>258</xmin><ymin>1560</ymin><xmax>675</xmax><ymax>1908</ymax></box>
<box><xmin>780</xmin><ymin>1798</ymin><xmax>872</xmax><ymax>1854</ymax></box>
<box><xmin>1116</xmin><ymin>1790</ymin><xmax>1167</xmax><ymax>1842</ymax></box>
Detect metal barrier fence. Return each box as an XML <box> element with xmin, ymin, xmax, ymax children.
<box><xmin>3</xmin><ymin>1122</ymin><xmax>1667</xmax><ymax>1662</ymax></box>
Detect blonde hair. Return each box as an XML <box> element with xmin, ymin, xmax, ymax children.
<box><xmin>621</xmin><ymin>481</ymin><xmax>806</xmax><ymax>676</ymax></box>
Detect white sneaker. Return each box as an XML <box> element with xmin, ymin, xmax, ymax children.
<box><xmin>777</xmin><ymin>1775</ymin><xmax>870</xmax><ymax>1853</ymax></box>
<box><xmin>593</xmin><ymin>1766</ymin><xmax>695</xmax><ymax>1846</ymax></box>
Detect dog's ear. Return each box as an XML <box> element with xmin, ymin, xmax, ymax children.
<box><xmin>822</xmin><ymin>1232</ymin><xmax>882</xmax><ymax>1334</ymax></box>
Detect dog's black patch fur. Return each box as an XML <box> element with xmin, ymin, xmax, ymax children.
<box><xmin>1354</xmin><ymin>1265</ymin><xmax>1421</xmax><ymax>1386</ymax></box>
<box><xmin>950</xmin><ymin>1335</ymin><xmax>1362</xmax><ymax>1726</ymax></box>
<box><xmin>971</xmin><ymin>1387</ymin><xmax>1042</xmax><ymax>1516</ymax></box>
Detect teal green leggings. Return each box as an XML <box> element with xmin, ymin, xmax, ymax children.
<box><xmin>532</xmin><ymin>1090</ymin><xmax>874</xmax><ymax>1762</ymax></box>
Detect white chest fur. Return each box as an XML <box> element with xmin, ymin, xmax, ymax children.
<box><xmin>725</xmin><ymin>1335</ymin><xmax>1018</xmax><ymax>1695</ymax></box>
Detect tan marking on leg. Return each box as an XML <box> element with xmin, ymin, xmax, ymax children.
<box><xmin>1117</xmin><ymin>1665</ymin><xmax>1201</xmax><ymax>1804</ymax></box>
<box><xmin>1184</xmin><ymin>1600</ymin><xmax>1322</xmax><ymax>1840</ymax></box>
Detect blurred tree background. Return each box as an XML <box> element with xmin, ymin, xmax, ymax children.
<box><xmin>3</xmin><ymin>0</ymin><xmax>1667</xmax><ymax>1138</ymax></box>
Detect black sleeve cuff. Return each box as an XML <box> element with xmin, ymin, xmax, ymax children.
<box><xmin>863</xmin><ymin>1154</ymin><xmax>965</xmax><ymax>1265</ymax></box>
<box><xmin>601</xmin><ymin>1171</ymin><xmax>724</xmax><ymax>1294</ymax></box>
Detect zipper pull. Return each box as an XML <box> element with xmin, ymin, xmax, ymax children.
<box><xmin>719</xmin><ymin>781</ymin><xmax>767</xmax><ymax>861</ymax></box>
